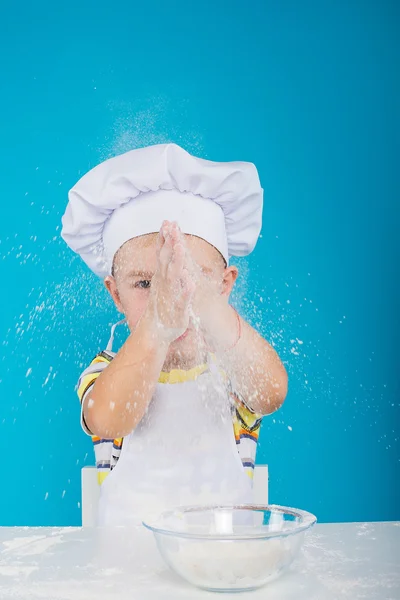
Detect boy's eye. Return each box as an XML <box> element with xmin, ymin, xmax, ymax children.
<box><xmin>134</xmin><ymin>280</ymin><xmax>151</xmax><ymax>289</ymax></box>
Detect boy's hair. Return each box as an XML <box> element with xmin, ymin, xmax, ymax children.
<box><xmin>111</xmin><ymin>233</ymin><xmax>159</xmax><ymax>278</ymax></box>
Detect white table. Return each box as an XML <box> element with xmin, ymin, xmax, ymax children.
<box><xmin>0</xmin><ymin>523</ymin><xmax>399</xmax><ymax>599</ymax></box>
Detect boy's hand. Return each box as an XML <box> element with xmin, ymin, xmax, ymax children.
<box><xmin>146</xmin><ymin>221</ymin><xmax>195</xmax><ymax>343</ymax></box>
<box><xmin>183</xmin><ymin>249</ymin><xmax>222</xmax><ymax>319</ymax></box>
<box><xmin>181</xmin><ymin>241</ymin><xmax>240</xmax><ymax>353</ymax></box>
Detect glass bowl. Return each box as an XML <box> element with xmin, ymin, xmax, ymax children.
<box><xmin>143</xmin><ymin>504</ymin><xmax>316</xmax><ymax>592</ymax></box>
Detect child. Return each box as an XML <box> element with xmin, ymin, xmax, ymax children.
<box><xmin>62</xmin><ymin>143</ymin><xmax>287</xmax><ymax>526</ymax></box>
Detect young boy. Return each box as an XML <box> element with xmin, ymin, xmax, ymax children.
<box><xmin>62</xmin><ymin>143</ymin><xmax>287</xmax><ymax>526</ymax></box>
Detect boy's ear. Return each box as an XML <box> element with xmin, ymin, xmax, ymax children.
<box><xmin>104</xmin><ymin>276</ymin><xmax>124</xmax><ymax>313</ymax></box>
<box><xmin>221</xmin><ymin>266</ymin><xmax>238</xmax><ymax>297</ymax></box>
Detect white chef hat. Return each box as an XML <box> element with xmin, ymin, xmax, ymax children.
<box><xmin>61</xmin><ymin>143</ymin><xmax>263</xmax><ymax>278</ymax></box>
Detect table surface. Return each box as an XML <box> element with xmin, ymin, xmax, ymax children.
<box><xmin>0</xmin><ymin>522</ymin><xmax>399</xmax><ymax>600</ymax></box>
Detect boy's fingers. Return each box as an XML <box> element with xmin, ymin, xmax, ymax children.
<box><xmin>160</xmin><ymin>220</ymin><xmax>171</xmax><ymax>241</ymax></box>
<box><xmin>168</xmin><ymin>222</ymin><xmax>180</xmax><ymax>245</ymax></box>
<box><xmin>159</xmin><ymin>233</ymin><xmax>173</xmax><ymax>278</ymax></box>
<box><xmin>176</xmin><ymin>225</ymin><xmax>185</xmax><ymax>244</ymax></box>
<box><xmin>181</xmin><ymin>272</ymin><xmax>195</xmax><ymax>301</ymax></box>
<box><xmin>157</xmin><ymin>220</ymin><xmax>173</xmax><ymax>260</ymax></box>
<box><xmin>168</xmin><ymin>242</ymin><xmax>185</xmax><ymax>281</ymax></box>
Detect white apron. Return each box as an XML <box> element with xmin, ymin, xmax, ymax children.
<box><xmin>98</xmin><ymin>330</ymin><xmax>253</xmax><ymax>526</ymax></box>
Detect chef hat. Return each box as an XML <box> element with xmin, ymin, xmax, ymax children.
<box><xmin>61</xmin><ymin>143</ymin><xmax>263</xmax><ymax>277</ymax></box>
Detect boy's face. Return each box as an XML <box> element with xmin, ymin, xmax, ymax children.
<box><xmin>104</xmin><ymin>233</ymin><xmax>238</xmax><ymax>360</ymax></box>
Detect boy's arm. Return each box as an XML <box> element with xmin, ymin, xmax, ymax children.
<box><xmin>83</xmin><ymin>314</ymin><xmax>169</xmax><ymax>439</ymax></box>
<box><xmin>84</xmin><ymin>222</ymin><xmax>194</xmax><ymax>439</ymax></box>
<box><xmin>194</xmin><ymin>282</ymin><xmax>288</xmax><ymax>416</ymax></box>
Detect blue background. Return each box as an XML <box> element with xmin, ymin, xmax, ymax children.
<box><xmin>0</xmin><ymin>0</ymin><xmax>398</xmax><ymax>526</ymax></box>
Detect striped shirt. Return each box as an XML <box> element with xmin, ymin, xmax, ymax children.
<box><xmin>77</xmin><ymin>351</ymin><xmax>263</xmax><ymax>485</ymax></box>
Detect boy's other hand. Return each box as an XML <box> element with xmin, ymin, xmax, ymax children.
<box><xmin>183</xmin><ymin>248</ymin><xmax>222</xmax><ymax>318</ymax></box>
<box><xmin>146</xmin><ymin>221</ymin><xmax>195</xmax><ymax>343</ymax></box>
